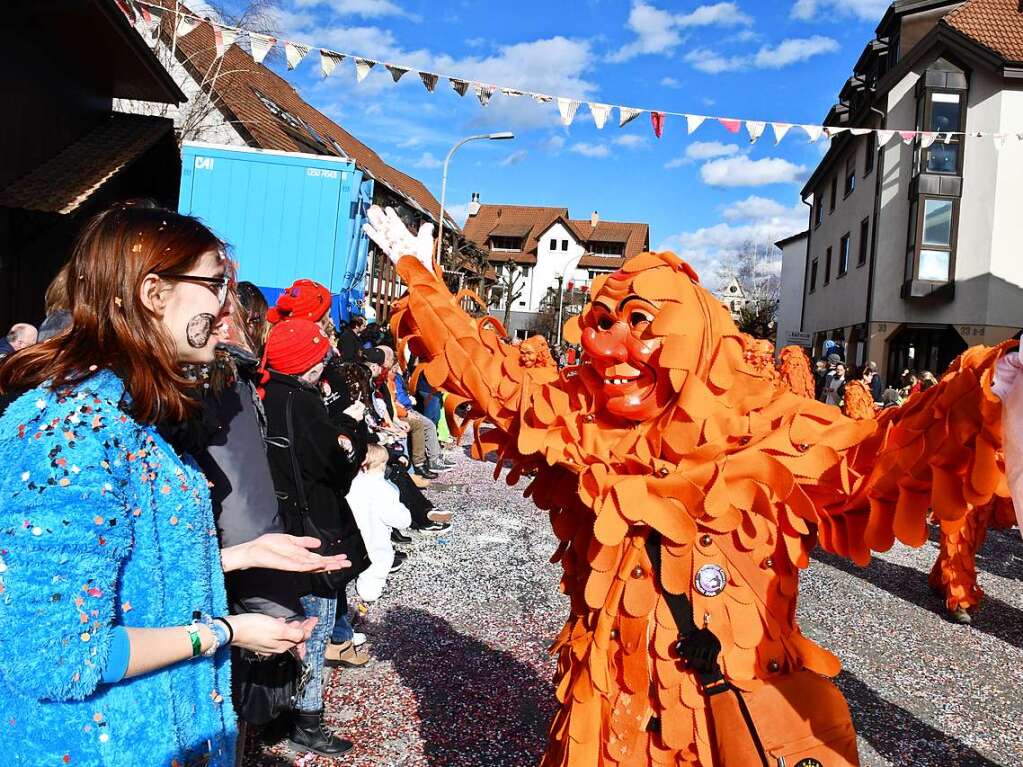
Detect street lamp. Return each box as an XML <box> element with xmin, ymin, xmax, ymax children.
<box><xmin>555</xmin><ymin>273</ymin><xmax>566</xmax><ymax>347</ymax></box>
<box><xmin>435</xmin><ymin>132</ymin><xmax>515</xmax><ymax>263</ymax></box>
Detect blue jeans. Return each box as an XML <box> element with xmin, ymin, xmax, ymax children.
<box><xmin>295</xmin><ymin>594</ymin><xmax>337</xmax><ymax>713</ymax></box>
<box><xmin>330</xmin><ymin>594</ymin><xmax>354</xmax><ymax>644</ymax></box>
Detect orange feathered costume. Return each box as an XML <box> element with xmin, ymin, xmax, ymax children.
<box><xmin>389</xmin><ymin>249</ymin><xmax>1010</xmax><ymax>766</ymax></box>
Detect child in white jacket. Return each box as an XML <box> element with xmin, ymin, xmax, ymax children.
<box><xmin>346</xmin><ymin>444</ymin><xmax>412</xmax><ymax>604</ymax></box>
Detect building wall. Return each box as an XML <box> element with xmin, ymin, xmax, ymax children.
<box><xmin>801</xmin><ymin>133</ymin><xmax>878</xmax><ymax>337</ymax></box>
<box><xmin>114</xmin><ymin>37</ymin><xmax>248</xmax><ymax>147</ymax></box>
<box><xmin>985</xmin><ymin>82</ymin><xmax>1023</xmax><ymax>327</ymax></box>
<box><xmin>527</xmin><ymin>222</ymin><xmax>585</xmax><ymax>312</ymax></box>
<box><xmin>776</xmin><ymin>234</ymin><xmax>808</xmax><ymax>350</ymax></box>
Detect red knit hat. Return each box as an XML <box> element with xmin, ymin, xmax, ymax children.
<box><xmin>267</xmin><ymin>279</ymin><xmax>332</xmax><ymax>324</ymax></box>
<box><xmin>259</xmin><ymin>319</ymin><xmax>330</xmax><ymax>396</ymax></box>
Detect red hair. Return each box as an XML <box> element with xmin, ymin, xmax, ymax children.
<box><xmin>0</xmin><ymin>204</ymin><xmax>225</xmax><ymax>424</ymax></box>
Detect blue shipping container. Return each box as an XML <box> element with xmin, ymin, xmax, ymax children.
<box><xmin>178</xmin><ymin>142</ymin><xmax>374</xmax><ymax>322</ymax></box>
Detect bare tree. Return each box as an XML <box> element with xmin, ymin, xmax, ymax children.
<box><xmin>715</xmin><ymin>240</ymin><xmax>781</xmax><ymax>340</ymax></box>
<box><xmin>492</xmin><ymin>264</ymin><xmax>527</xmax><ymax>329</ymax></box>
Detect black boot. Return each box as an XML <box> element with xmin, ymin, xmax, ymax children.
<box><xmin>391</xmin><ymin>528</ymin><xmax>412</xmax><ymax>544</ymax></box>
<box><xmin>414</xmin><ymin>464</ymin><xmax>438</xmax><ymax>479</ymax></box>
<box><xmin>288</xmin><ymin>709</ymin><xmax>353</xmax><ymax>757</ymax></box>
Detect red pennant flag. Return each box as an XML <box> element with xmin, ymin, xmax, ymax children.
<box><xmin>651</xmin><ymin>111</ymin><xmax>665</xmax><ymax>138</ymax></box>
<box><xmin>718</xmin><ymin>118</ymin><xmax>742</xmax><ymax>134</ymax></box>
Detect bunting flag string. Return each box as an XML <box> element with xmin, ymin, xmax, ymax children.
<box><xmin>130</xmin><ymin>0</ymin><xmax>1023</xmax><ymax>150</ymax></box>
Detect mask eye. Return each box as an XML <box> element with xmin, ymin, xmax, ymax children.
<box><xmin>596</xmin><ymin>315</ymin><xmax>614</xmax><ymax>331</ymax></box>
<box><xmin>629</xmin><ymin>311</ymin><xmax>652</xmax><ymax>328</ymax></box>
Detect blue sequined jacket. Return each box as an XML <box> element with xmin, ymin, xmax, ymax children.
<box><xmin>0</xmin><ymin>371</ymin><xmax>236</xmax><ymax>766</ymax></box>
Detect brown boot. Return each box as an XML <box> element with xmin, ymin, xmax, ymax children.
<box><xmin>411</xmin><ymin>473</ymin><xmax>431</xmax><ymax>489</ymax></box>
<box><xmin>324</xmin><ymin>640</ymin><xmax>369</xmax><ymax>668</ymax></box>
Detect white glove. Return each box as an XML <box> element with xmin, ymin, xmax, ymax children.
<box><xmin>363</xmin><ymin>205</ymin><xmax>434</xmax><ymax>271</ymax></box>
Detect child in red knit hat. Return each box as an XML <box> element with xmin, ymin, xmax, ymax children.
<box><xmin>267</xmin><ymin>280</ymin><xmax>333</xmax><ymax>325</ymax></box>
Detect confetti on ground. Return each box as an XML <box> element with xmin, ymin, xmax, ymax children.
<box><xmin>248</xmin><ymin>437</ymin><xmax>1023</xmax><ymax>766</ymax></box>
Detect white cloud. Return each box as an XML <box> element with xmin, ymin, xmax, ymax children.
<box><xmin>500</xmin><ymin>149</ymin><xmax>529</xmax><ymax>167</ymax></box>
<box><xmin>412</xmin><ymin>151</ymin><xmax>443</xmax><ymax>169</ymax></box>
<box><xmin>721</xmin><ymin>195</ymin><xmax>789</xmax><ymax>221</ymax></box>
<box><xmin>610</xmin><ymin>1</ymin><xmax>752</xmax><ymax>62</ymax></box>
<box><xmin>665</xmin><ymin>141</ymin><xmax>739</xmax><ymax>167</ymax></box>
<box><xmin>613</xmin><ymin>134</ymin><xmax>649</xmax><ymax>149</ymax></box>
<box><xmin>754</xmin><ymin>36</ymin><xmax>840</xmax><ymax>67</ymax></box>
<box><xmin>660</xmin><ymin>76</ymin><xmax>682</xmax><ymax>88</ymax></box>
<box><xmin>446</xmin><ymin>202</ymin><xmax>470</xmax><ymax>227</ymax></box>
<box><xmin>685</xmin><ymin>35</ymin><xmax>838</xmax><ymax>73</ymax></box>
<box><xmin>700</xmin><ymin>156</ymin><xmax>808</xmax><ymax>187</ymax></box>
<box><xmin>657</xmin><ymin>198</ymin><xmax>806</xmax><ymax>283</ymax></box>
<box><xmin>570</xmin><ymin>142</ymin><xmax>611</xmax><ymax>158</ymax></box>
<box><xmin>292</xmin><ymin>0</ymin><xmax>420</xmax><ymax>20</ymax></box>
<box><xmin>545</xmin><ymin>134</ymin><xmax>566</xmax><ymax>152</ymax></box>
<box><xmin>791</xmin><ymin>0</ymin><xmax>889</xmax><ymax>22</ymax></box>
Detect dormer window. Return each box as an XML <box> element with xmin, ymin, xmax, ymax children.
<box><xmin>590</xmin><ymin>241</ymin><xmax>624</xmax><ymax>256</ymax></box>
<box><xmin>490</xmin><ymin>236</ymin><xmax>523</xmax><ymax>251</ymax></box>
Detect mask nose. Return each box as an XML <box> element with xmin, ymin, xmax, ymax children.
<box><xmin>581</xmin><ymin>322</ymin><xmax>629</xmax><ymax>363</ymax></box>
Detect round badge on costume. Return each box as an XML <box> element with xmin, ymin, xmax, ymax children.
<box><xmin>795</xmin><ymin>760</ymin><xmax>823</xmax><ymax>767</ymax></box>
<box><xmin>694</xmin><ymin>564</ymin><xmax>727</xmax><ymax>596</ymax></box>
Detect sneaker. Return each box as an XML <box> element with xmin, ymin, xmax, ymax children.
<box><xmin>414</xmin><ymin>464</ymin><xmax>439</xmax><ymax>480</ymax></box>
<box><xmin>391</xmin><ymin>529</ymin><xmax>412</xmax><ymax>545</ymax></box>
<box><xmin>427</xmin><ymin>509</ymin><xmax>454</xmax><ymax>524</ymax></box>
<box><xmin>389</xmin><ymin>555</ymin><xmax>405</xmax><ymax>574</ymax></box>
<box><xmin>417</xmin><ymin>521</ymin><xmax>451</xmax><ymax>534</ymax></box>
<box><xmin>352</xmin><ymin>632</ymin><xmax>367</xmax><ymax>648</ymax></box>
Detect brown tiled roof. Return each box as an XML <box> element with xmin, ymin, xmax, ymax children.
<box><xmin>463</xmin><ymin>203</ymin><xmax>649</xmax><ymax>269</ymax></box>
<box><xmin>945</xmin><ymin>0</ymin><xmax>1023</xmax><ymax>63</ymax></box>
<box><xmin>0</xmin><ymin>114</ymin><xmax>173</xmax><ymax>214</ymax></box>
<box><xmin>146</xmin><ymin>1</ymin><xmax>451</xmax><ymax>225</ymax></box>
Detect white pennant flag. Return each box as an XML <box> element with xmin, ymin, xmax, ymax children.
<box><xmin>771</xmin><ymin>123</ymin><xmax>792</xmax><ymax>144</ymax></box>
<box><xmin>875</xmin><ymin>130</ymin><xmax>896</xmax><ymax>145</ymax></box>
<box><xmin>686</xmin><ymin>114</ymin><xmax>706</xmax><ymax>135</ymax></box>
<box><xmin>450</xmin><ymin>78</ymin><xmax>469</xmax><ymax>96</ymax></box>
<box><xmin>320</xmin><ymin>50</ymin><xmax>344</xmax><ymax>78</ymax></box>
<box><xmin>944</xmin><ymin>131</ymin><xmax>955</xmax><ymax>144</ymax></box>
<box><xmin>354</xmin><ymin>57</ymin><xmax>375</xmax><ymax>82</ymax></box>
<box><xmin>285</xmin><ymin>42</ymin><xmax>310</xmax><ymax>70</ymax></box>
<box><xmin>849</xmin><ymin>128</ymin><xmax>872</xmax><ymax>136</ymax></box>
<box><xmin>557</xmin><ymin>97</ymin><xmax>580</xmax><ymax>127</ymax></box>
<box><xmin>824</xmin><ymin>126</ymin><xmax>848</xmax><ymax>140</ymax></box>
<box><xmin>588</xmin><ymin>103</ymin><xmax>612</xmax><ymax>130</ymax></box>
<box><xmin>213</xmin><ymin>27</ymin><xmax>238</xmax><ymax>59</ymax></box>
<box><xmin>501</xmin><ymin>88</ymin><xmax>525</xmax><ymax>97</ymax></box>
<box><xmin>419</xmin><ymin>72</ymin><xmax>439</xmax><ymax>92</ymax></box>
<box><xmin>532</xmin><ymin>93</ymin><xmax>553</xmax><ymax>104</ymax></box>
<box><xmin>920</xmin><ymin>132</ymin><xmax>937</xmax><ymax>149</ymax></box>
<box><xmin>175</xmin><ymin>16</ymin><xmax>199</xmax><ymax>37</ymax></box>
<box><xmin>802</xmin><ymin>125</ymin><xmax>823</xmax><ymax>142</ymax></box>
<box><xmin>618</xmin><ymin>106</ymin><xmax>642</xmax><ymax>127</ymax></box>
<box><xmin>386</xmin><ymin>64</ymin><xmax>410</xmax><ymax>82</ymax></box>
<box><xmin>746</xmin><ymin>120</ymin><xmax>766</xmax><ymax>144</ymax></box>
<box><xmin>993</xmin><ymin>133</ymin><xmax>1008</xmax><ymax>151</ymax></box>
<box><xmin>249</xmin><ymin>33</ymin><xmax>276</xmax><ymax>64</ymax></box>
<box><xmin>475</xmin><ymin>83</ymin><xmax>496</xmax><ymax>106</ymax></box>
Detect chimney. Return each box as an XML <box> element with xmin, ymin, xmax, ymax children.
<box><xmin>468</xmin><ymin>192</ymin><xmax>481</xmax><ymax>217</ymax></box>
<box><xmin>590</xmin><ymin>210</ymin><xmax>599</xmax><ymax>228</ymax></box>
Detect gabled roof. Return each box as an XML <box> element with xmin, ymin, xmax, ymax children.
<box><xmin>945</xmin><ymin>0</ymin><xmax>1023</xmax><ymax>63</ymax></box>
<box><xmin>144</xmin><ymin>0</ymin><xmax>451</xmax><ymax>226</ymax></box>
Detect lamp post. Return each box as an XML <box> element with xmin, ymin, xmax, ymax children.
<box><xmin>435</xmin><ymin>132</ymin><xmax>515</xmax><ymax>264</ymax></box>
<box><xmin>555</xmin><ymin>273</ymin><xmax>566</xmax><ymax>347</ymax></box>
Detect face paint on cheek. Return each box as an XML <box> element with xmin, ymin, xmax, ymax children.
<box><xmin>186</xmin><ymin>313</ymin><xmax>216</xmax><ymax>349</ymax></box>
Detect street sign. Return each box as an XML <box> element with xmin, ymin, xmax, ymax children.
<box><xmin>786</xmin><ymin>331</ymin><xmax>811</xmax><ymax>346</ymax></box>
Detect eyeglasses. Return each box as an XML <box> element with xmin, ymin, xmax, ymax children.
<box><xmin>157</xmin><ymin>273</ymin><xmax>230</xmax><ymax>307</ymax></box>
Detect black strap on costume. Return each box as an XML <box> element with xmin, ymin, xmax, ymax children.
<box><xmin>644</xmin><ymin>531</ymin><xmax>770</xmax><ymax>767</ymax></box>
<box><xmin>284</xmin><ymin>393</ymin><xmax>310</xmax><ymax>513</ymax></box>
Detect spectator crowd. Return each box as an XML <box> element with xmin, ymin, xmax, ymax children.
<box><xmin>812</xmin><ymin>347</ymin><xmax>940</xmax><ymax>411</ymax></box>
<box><xmin>0</xmin><ymin>204</ymin><xmax>461</xmax><ymax>765</ymax></box>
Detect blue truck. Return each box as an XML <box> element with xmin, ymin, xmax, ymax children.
<box><xmin>178</xmin><ymin>142</ymin><xmax>374</xmax><ymax>322</ymax></box>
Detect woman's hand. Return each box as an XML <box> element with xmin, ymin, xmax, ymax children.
<box><xmin>226</xmin><ymin>614</ymin><xmax>318</xmax><ymax>656</ymax></box>
<box><xmin>221</xmin><ymin>534</ymin><xmax>351</xmax><ymax>573</ymax></box>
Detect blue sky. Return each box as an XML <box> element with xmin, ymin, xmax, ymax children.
<box><xmin>219</xmin><ymin>0</ymin><xmax>892</xmax><ymax>285</ymax></box>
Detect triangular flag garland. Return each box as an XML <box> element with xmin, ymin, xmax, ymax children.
<box><xmin>249</xmin><ymin>33</ymin><xmax>276</xmax><ymax>64</ymax></box>
<box><xmin>285</xmin><ymin>41</ymin><xmax>310</xmax><ymax>70</ymax></box>
<box><xmin>354</xmin><ymin>57</ymin><xmax>375</xmax><ymax>82</ymax></box>
<box><xmin>320</xmin><ymin>50</ymin><xmax>344</xmax><ymax>78</ymax></box>
<box><xmin>135</xmin><ymin>0</ymin><xmax>1023</xmax><ymax>149</ymax></box>
<box><xmin>746</xmin><ymin>120</ymin><xmax>766</xmax><ymax>144</ymax></box>
<box><xmin>651</xmin><ymin>111</ymin><xmax>665</xmax><ymax>138</ymax></box>
<box><xmin>619</xmin><ymin>107</ymin><xmax>642</xmax><ymax>127</ymax></box>
<box><xmin>419</xmin><ymin>72</ymin><xmax>439</xmax><ymax>92</ymax></box>
<box><xmin>475</xmin><ymin>83</ymin><xmax>496</xmax><ymax>107</ymax></box>
<box><xmin>386</xmin><ymin>64</ymin><xmax>410</xmax><ymax>83</ymax></box>
<box><xmin>557</xmin><ymin>97</ymin><xmax>580</xmax><ymax>127</ymax></box>
<box><xmin>589</xmin><ymin>103</ymin><xmax>611</xmax><ymax>130</ymax></box>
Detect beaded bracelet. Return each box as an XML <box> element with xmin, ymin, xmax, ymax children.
<box><xmin>195</xmin><ymin>613</ymin><xmax>229</xmax><ymax>658</ymax></box>
<box><xmin>214</xmin><ymin>616</ymin><xmax>234</xmax><ymax>646</ymax></box>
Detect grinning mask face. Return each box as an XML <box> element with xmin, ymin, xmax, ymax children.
<box><xmin>567</xmin><ymin>252</ymin><xmax>718</xmax><ymax>423</ymax></box>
